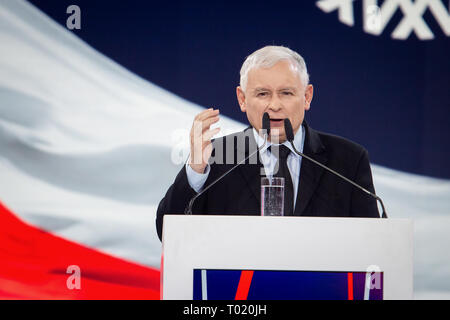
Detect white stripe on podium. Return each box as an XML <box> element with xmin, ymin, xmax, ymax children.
<box><xmin>201</xmin><ymin>269</ymin><xmax>208</xmax><ymax>300</ymax></box>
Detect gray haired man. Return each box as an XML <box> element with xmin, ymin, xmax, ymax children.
<box><xmin>156</xmin><ymin>46</ymin><xmax>379</xmax><ymax>241</ymax></box>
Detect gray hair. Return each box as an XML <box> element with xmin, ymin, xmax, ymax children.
<box><xmin>239</xmin><ymin>45</ymin><xmax>309</xmax><ymax>91</ymax></box>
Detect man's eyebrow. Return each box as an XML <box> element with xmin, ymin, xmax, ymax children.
<box><xmin>278</xmin><ymin>87</ymin><xmax>297</xmax><ymax>91</ymax></box>
<box><xmin>252</xmin><ymin>87</ymin><xmax>298</xmax><ymax>93</ymax></box>
<box><xmin>253</xmin><ymin>87</ymin><xmax>270</xmax><ymax>92</ymax></box>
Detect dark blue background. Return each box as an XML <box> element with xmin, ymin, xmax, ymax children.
<box><xmin>28</xmin><ymin>0</ymin><xmax>450</xmax><ymax>179</ymax></box>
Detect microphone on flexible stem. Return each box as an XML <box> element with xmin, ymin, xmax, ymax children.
<box><xmin>184</xmin><ymin>113</ymin><xmax>271</xmax><ymax>215</ymax></box>
<box><xmin>283</xmin><ymin>119</ymin><xmax>388</xmax><ymax>219</ymax></box>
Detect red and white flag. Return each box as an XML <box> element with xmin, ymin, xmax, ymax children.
<box><xmin>0</xmin><ymin>0</ymin><xmax>244</xmax><ymax>299</ymax></box>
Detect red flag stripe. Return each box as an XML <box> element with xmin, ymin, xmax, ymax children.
<box><xmin>0</xmin><ymin>200</ymin><xmax>160</xmax><ymax>299</ymax></box>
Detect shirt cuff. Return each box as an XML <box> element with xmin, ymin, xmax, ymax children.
<box><xmin>185</xmin><ymin>162</ymin><xmax>210</xmax><ymax>193</ymax></box>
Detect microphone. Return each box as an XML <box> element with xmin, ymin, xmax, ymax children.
<box><xmin>283</xmin><ymin>118</ymin><xmax>388</xmax><ymax>218</ymax></box>
<box><xmin>184</xmin><ymin>113</ymin><xmax>271</xmax><ymax>215</ymax></box>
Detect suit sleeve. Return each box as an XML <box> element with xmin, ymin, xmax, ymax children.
<box><xmin>350</xmin><ymin>149</ymin><xmax>380</xmax><ymax>218</ymax></box>
<box><xmin>155</xmin><ymin>166</ymin><xmax>198</xmax><ymax>241</ymax></box>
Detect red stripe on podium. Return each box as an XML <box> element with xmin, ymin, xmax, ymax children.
<box><xmin>235</xmin><ymin>270</ymin><xmax>254</xmax><ymax>300</ymax></box>
<box><xmin>348</xmin><ymin>272</ymin><xmax>354</xmax><ymax>300</ymax></box>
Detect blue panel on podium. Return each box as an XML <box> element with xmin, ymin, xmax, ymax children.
<box><xmin>193</xmin><ymin>269</ymin><xmax>383</xmax><ymax>300</ymax></box>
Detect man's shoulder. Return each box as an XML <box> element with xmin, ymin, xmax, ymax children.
<box><xmin>306</xmin><ymin>125</ymin><xmax>372</xmax><ymax>178</ymax></box>
<box><xmin>309</xmin><ymin>125</ymin><xmax>368</xmax><ymax>158</ymax></box>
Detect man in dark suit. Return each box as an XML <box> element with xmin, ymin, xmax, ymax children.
<box><xmin>156</xmin><ymin>46</ymin><xmax>379</xmax><ymax>241</ymax></box>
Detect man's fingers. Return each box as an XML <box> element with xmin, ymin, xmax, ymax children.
<box><xmin>191</xmin><ymin>113</ymin><xmax>220</xmax><ymax>140</ymax></box>
<box><xmin>202</xmin><ymin>127</ymin><xmax>221</xmax><ymax>142</ymax></box>
<box><xmin>189</xmin><ymin>108</ymin><xmax>220</xmax><ymax>171</ymax></box>
<box><xmin>191</xmin><ymin>119</ymin><xmax>219</xmax><ymax>143</ymax></box>
<box><xmin>199</xmin><ymin>115</ymin><xmax>220</xmax><ymax>131</ymax></box>
<box><xmin>195</xmin><ymin>108</ymin><xmax>220</xmax><ymax>122</ymax></box>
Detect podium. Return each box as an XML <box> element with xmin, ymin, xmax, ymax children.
<box><xmin>161</xmin><ymin>215</ymin><xmax>413</xmax><ymax>300</ymax></box>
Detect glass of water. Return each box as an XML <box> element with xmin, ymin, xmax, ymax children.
<box><xmin>261</xmin><ymin>177</ymin><xmax>285</xmax><ymax>216</ymax></box>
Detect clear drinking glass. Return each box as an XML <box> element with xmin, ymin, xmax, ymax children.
<box><xmin>261</xmin><ymin>177</ymin><xmax>285</xmax><ymax>216</ymax></box>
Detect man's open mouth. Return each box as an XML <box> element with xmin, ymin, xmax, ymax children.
<box><xmin>269</xmin><ymin>118</ymin><xmax>284</xmax><ymax>127</ymax></box>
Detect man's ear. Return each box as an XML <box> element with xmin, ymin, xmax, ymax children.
<box><xmin>304</xmin><ymin>84</ymin><xmax>313</xmax><ymax>111</ymax></box>
<box><xmin>236</xmin><ymin>86</ymin><xmax>246</xmax><ymax>112</ymax></box>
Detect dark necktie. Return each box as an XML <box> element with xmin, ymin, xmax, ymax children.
<box><xmin>272</xmin><ymin>145</ymin><xmax>294</xmax><ymax>216</ymax></box>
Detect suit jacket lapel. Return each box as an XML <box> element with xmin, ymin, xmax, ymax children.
<box><xmin>237</xmin><ymin>127</ymin><xmax>264</xmax><ymax>207</ymax></box>
<box><xmin>294</xmin><ymin>122</ymin><xmax>328</xmax><ymax>215</ymax></box>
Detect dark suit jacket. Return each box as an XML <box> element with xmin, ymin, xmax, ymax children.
<box><xmin>156</xmin><ymin>122</ymin><xmax>380</xmax><ymax>240</ymax></box>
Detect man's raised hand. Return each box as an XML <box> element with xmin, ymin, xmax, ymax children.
<box><xmin>189</xmin><ymin>108</ymin><xmax>220</xmax><ymax>174</ymax></box>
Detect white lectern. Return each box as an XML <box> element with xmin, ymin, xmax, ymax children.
<box><xmin>161</xmin><ymin>215</ymin><xmax>413</xmax><ymax>300</ymax></box>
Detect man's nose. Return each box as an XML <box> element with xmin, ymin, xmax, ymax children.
<box><xmin>268</xmin><ymin>96</ymin><xmax>282</xmax><ymax>111</ymax></box>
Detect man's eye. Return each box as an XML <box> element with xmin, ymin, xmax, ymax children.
<box><xmin>282</xmin><ymin>91</ymin><xmax>293</xmax><ymax>95</ymax></box>
<box><xmin>257</xmin><ymin>92</ymin><xmax>268</xmax><ymax>97</ymax></box>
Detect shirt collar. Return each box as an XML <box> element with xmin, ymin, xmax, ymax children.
<box><xmin>252</xmin><ymin>124</ymin><xmax>305</xmax><ymax>157</ymax></box>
